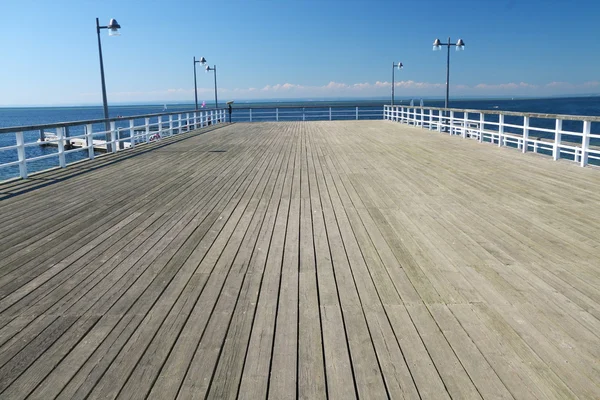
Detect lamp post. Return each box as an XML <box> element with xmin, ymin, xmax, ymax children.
<box><xmin>433</xmin><ymin>37</ymin><xmax>465</xmax><ymax>109</ymax></box>
<box><xmin>193</xmin><ymin>56</ymin><xmax>207</xmax><ymax>110</ymax></box>
<box><xmin>204</xmin><ymin>62</ymin><xmax>218</xmax><ymax>109</ymax></box>
<box><xmin>96</xmin><ymin>17</ymin><xmax>121</xmax><ymax>151</ymax></box>
<box><xmin>391</xmin><ymin>62</ymin><xmax>403</xmax><ymax>106</ymax></box>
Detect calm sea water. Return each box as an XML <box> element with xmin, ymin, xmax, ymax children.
<box><xmin>1</xmin><ymin>97</ymin><xmax>599</xmax><ymax>180</ymax></box>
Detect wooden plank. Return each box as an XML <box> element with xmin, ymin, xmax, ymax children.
<box><xmin>236</xmin><ymin>125</ymin><xmax>299</xmax><ymax>400</ymax></box>
<box><xmin>267</xmin><ymin>128</ymin><xmax>301</xmax><ymax>400</ymax></box>
<box><xmin>0</xmin><ymin>121</ymin><xmax>599</xmax><ymax>399</ymax></box>
<box><xmin>305</xmin><ymin>123</ymin><xmax>356</xmax><ymax>399</ymax></box>
<box><xmin>205</xmin><ymin>126</ymin><xmax>296</xmax><ymax>400</ymax></box>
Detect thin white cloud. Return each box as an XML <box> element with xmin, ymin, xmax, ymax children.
<box><xmin>87</xmin><ymin>79</ymin><xmax>600</xmax><ymax>103</ymax></box>
<box><xmin>474</xmin><ymin>82</ymin><xmax>537</xmax><ymax>90</ymax></box>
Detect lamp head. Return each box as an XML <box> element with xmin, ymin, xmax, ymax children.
<box><xmin>456</xmin><ymin>38</ymin><xmax>465</xmax><ymax>51</ymax></box>
<box><xmin>226</xmin><ymin>101</ymin><xmax>234</xmax><ymax>105</ymax></box>
<box><xmin>205</xmin><ymin>65</ymin><xmax>210</xmax><ymax>72</ymax></box>
<box><xmin>108</xmin><ymin>18</ymin><xmax>121</xmax><ymax>36</ymax></box>
<box><xmin>199</xmin><ymin>57</ymin><xmax>207</xmax><ymax>65</ymax></box>
<box><xmin>398</xmin><ymin>62</ymin><xmax>403</xmax><ymax>69</ymax></box>
<box><xmin>433</xmin><ymin>38</ymin><xmax>441</xmax><ymax>51</ymax></box>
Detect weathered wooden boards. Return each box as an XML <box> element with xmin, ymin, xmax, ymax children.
<box><xmin>0</xmin><ymin>120</ymin><xmax>599</xmax><ymax>399</ymax></box>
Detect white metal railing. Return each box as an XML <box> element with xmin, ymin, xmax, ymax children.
<box><xmin>0</xmin><ymin>108</ymin><xmax>228</xmax><ymax>181</ymax></box>
<box><xmin>231</xmin><ymin>105</ymin><xmax>383</xmax><ymax>122</ymax></box>
<box><xmin>384</xmin><ymin>105</ymin><xmax>600</xmax><ymax>168</ymax></box>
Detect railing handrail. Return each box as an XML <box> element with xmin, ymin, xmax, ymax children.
<box><xmin>230</xmin><ymin>104</ymin><xmax>381</xmax><ymax>110</ymax></box>
<box><xmin>1</xmin><ymin>109</ymin><xmax>229</xmax><ymax>181</ymax></box>
<box><xmin>384</xmin><ymin>104</ymin><xmax>600</xmax><ymax>123</ymax></box>
<box><xmin>0</xmin><ymin>107</ymin><xmax>228</xmax><ymax>134</ymax></box>
<box><xmin>383</xmin><ymin>104</ymin><xmax>599</xmax><ymax>168</ymax></box>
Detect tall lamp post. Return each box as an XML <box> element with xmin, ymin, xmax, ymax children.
<box><xmin>204</xmin><ymin>62</ymin><xmax>218</xmax><ymax>108</ymax></box>
<box><xmin>96</xmin><ymin>17</ymin><xmax>121</xmax><ymax>151</ymax></box>
<box><xmin>391</xmin><ymin>62</ymin><xmax>403</xmax><ymax>106</ymax></box>
<box><xmin>433</xmin><ymin>37</ymin><xmax>465</xmax><ymax>109</ymax></box>
<box><xmin>193</xmin><ymin>56</ymin><xmax>206</xmax><ymax>110</ymax></box>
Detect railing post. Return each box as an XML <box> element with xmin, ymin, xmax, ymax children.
<box><xmin>420</xmin><ymin>107</ymin><xmax>424</xmax><ymax>127</ymax></box>
<box><xmin>449</xmin><ymin>111</ymin><xmax>454</xmax><ymax>135</ymax></box>
<box><xmin>39</xmin><ymin>128</ymin><xmax>45</xmax><ymax>142</ymax></box>
<box><xmin>249</xmin><ymin>109</ymin><xmax>252</xmax><ymax>122</ymax></box>
<box><xmin>110</xmin><ymin>121</ymin><xmax>117</xmax><ymax>152</ymax></box>
<box><xmin>522</xmin><ymin>116</ymin><xmax>529</xmax><ymax>153</ymax></box>
<box><xmin>329</xmin><ymin>107</ymin><xmax>332</xmax><ymax>121</ymax></box>
<box><xmin>276</xmin><ymin>108</ymin><xmax>279</xmax><ymax>122</ymax></box>
<box><xmin>16</xmin><ymin>131</ymin><xmax>27</xmax><ymax>179</ymax></box>
<box><xmin>356</xmin><ymin>106</ymin><xmax>359</xmax><ymax>120</ymax></box>
<box><xmin>553</xmin><ymin>119</ymin><xmax>562</xmax><ymax>160</ymax></box>
<box><xmin>193</xmin><ymin>111</ymin><xmax>197</xmax><ymax>129</ymax></box>
<box><xmin>581</xmin><ymin>120</ymin><xmax>591</xmax><ymax>167</ymax></box>
<box><xmin>462</xmin><ymin>112</ymin><xmax>468</xmax><ymax>138</ymax></box>
<box><xmin>157</xmin><ymin>116</ymin><xmax>163</xmax><ymax>139</ymax></box>
<box><xmin>57</xmin><ymin>127</ymin><xmax>66</xmax><ymax>167</ymax></box>
<box><xmin>129</xmin><ymin>119</ymin><xmax>135</xmax><ymax>149</ymax></box>
<box><xmin>186</xmin><ymin>113</ymin><xmax>190</xmax><ymax>131</ymax></box>
<box><xmin>145</xmin><ymin>117</ymin><xmax>150</xmax><ymax>143</ymax></box>
<box><xmin>437</xmin><ymin>110</ymin><xmax>442</xmax><ymax>132</ymax></box>
<box><xmin>86</xmin><ymin>124</ymin><xmax>95</xmax><ymax>159</ymax></box>
<box><xmin>303</xmin><ymin>108</ymin><xmax>306</xmax><ymax>121</ymax></box>
<box><xmin>479</xmin><ymin>113</ymin><xmax>484</xmax><ymax>143</ymax></box>
<box><xmin>170</xmin><ymin>115</ymin><xmax>174</xmax><ymax>136</ymax></box>
<box><xmin>425</xmin><ymin>109</ymin><xmax>430</xmax><ymax>129</ymax></box>
<box><xmin>498</xmin><ymin>114</ymin><xmax>505</xmax><ymax>147</ymax></box>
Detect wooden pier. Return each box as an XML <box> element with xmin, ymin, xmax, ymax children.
<box><xmin>1</xmin><ymin>121</ymin><xmax>599</xmax><ymax>399</ymax></box>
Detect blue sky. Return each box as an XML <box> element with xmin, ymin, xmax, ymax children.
<box><xmin>1</xmin><ymin>0</ymin><xmax>599</xmax><ymax>106</ymax></box>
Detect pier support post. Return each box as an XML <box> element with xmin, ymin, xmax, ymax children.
<box><xmin>498</xmin><ymin>114</ymin><xmax>505</xmax><ymax>147</ymax></box>
<box><xmin>129</xmin><ymin>119</ymin><xmax>135</xmax><ymax>149</ymax></box>
<box><xmin>110</xmin><ymin>121</ymin><xmax>118</xmax><ymax>152</ymax></box>
<box><xmin>581</xmin><ymin>120</ymin><xmax>591</xmax><ymax>167</ymax></box>
<box><xmin>479</xmin><ymin>113</ymin><xmax>484</xmax><ymax>143</ymax></box>
<box><xmin>553</xmin><ymin>119</ymin><xmax>562</xmax><ymax>160</ymax></box>
<box><xmin>87</xmin><ymin>124</ymin><xmax>95</xmax><ymax>159</ymax></box>
<box><xmin>57</xmin><ymin>127</ymin><xmax>66</xmax><ymax>167</ymax></box>
<box><xmin>522</xmin><ymin>116</ymin><xmax>530</xmax><ymax>153</ymax></box>
<box><xmin>145</xmin><ymin>118</ymin><xmax>150</xmax><ymax>143</ymax></box>
<box><xmin>16</xmin><ymin>131</ymin><xmax>27</xmax><ymax>179</ymax></box>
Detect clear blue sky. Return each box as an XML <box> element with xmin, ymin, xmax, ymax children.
<box><xmin>1</xmin><ymin>0</ymin><xmax>598</xmax><ymax>106</ymax></box>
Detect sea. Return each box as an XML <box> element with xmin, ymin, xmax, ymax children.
<box><xmin>1</xmin><ymin>96</ymin><xmax>599</xmax><ymax>181</ymax></box>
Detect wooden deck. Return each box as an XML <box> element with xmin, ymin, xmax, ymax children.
<box><xmin>1</xmin><ymin>120</ymin><xmax>600</xmax><ymax>399</ymax></box>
